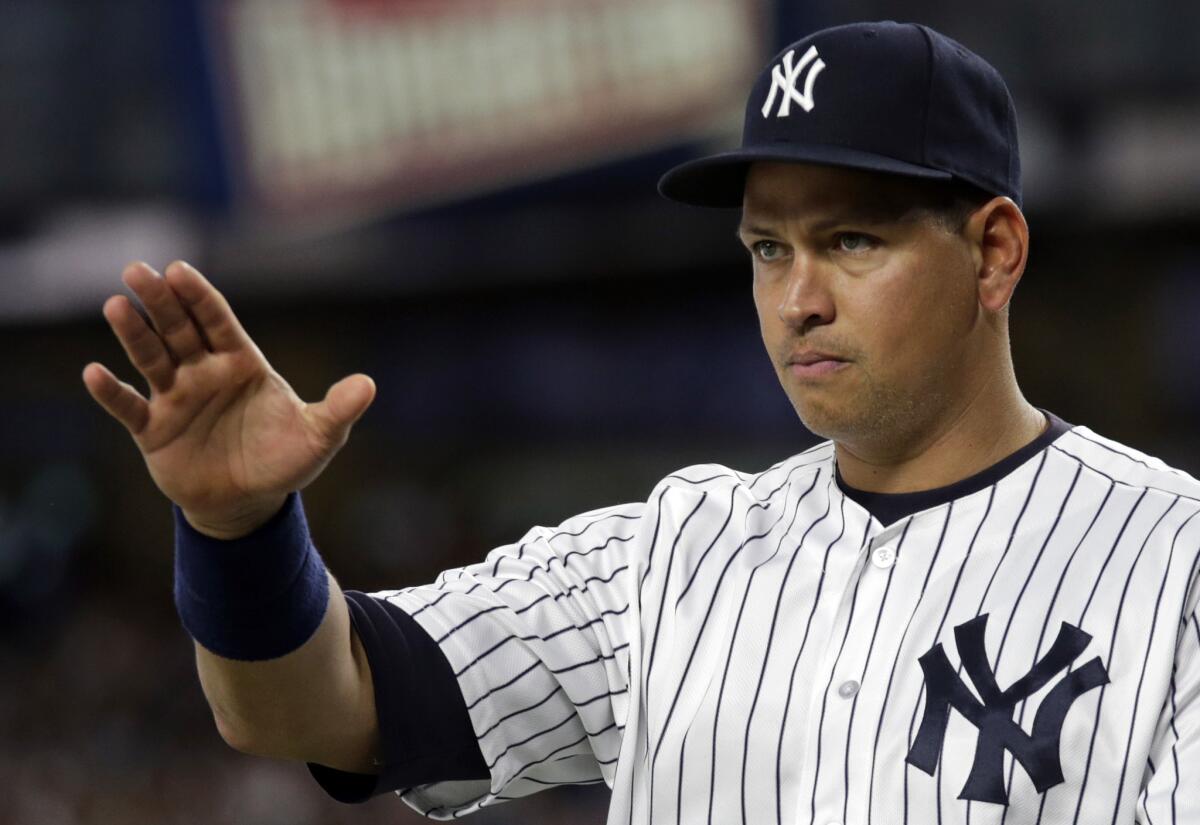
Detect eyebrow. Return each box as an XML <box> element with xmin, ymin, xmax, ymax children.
<box><xmin>736</xmin><ymin>204</ymin><xmax>908</xmax><ymax>239</ymax></box>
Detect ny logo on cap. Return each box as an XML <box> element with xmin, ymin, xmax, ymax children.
<box><xmin>761</xmin><ymin>45</ymin><xmax>826</xmax><ymax>118</ymax></box>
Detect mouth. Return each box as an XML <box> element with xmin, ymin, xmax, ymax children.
<box><xmin>787</xmin><ymin>359</ymin><xmax>849</xmax><ymax>379</ymax></box>
<box><xmin>785</xmin><ymin>351</ymin><xmax>850</xmax><ymax>379</ymax></box>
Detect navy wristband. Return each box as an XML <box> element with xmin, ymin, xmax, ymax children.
<box><xmin>173</xmin><ymin>492</ymin><xmax>330</xmax><ymax>661</ymax></box>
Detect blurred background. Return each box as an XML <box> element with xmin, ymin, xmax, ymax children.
<box><xmin>1</xmin><ymin>0</ymin><xmax>1198</xmax><ymax>822</ymax></box>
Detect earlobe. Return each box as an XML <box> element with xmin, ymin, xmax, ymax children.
<box><xmin>975</xmin><ymin>197</ymin><xmax>1028</xmax><ymax>313</ymax></box>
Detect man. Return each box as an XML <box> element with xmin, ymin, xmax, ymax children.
<box><xmin>83</xmin><ymin>20</ymin><xmax>1198</xmax><ymax>825</ymax></box>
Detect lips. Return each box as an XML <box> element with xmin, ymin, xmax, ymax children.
<box><xmin>788</xmin><ymin>350</ymin><xmax>846</xmax><ymax>366</ymax></box>
<box><xmin>786</xmin><ymin>349</ymin><xmax>850</xmax><ymax>379</ymax></box>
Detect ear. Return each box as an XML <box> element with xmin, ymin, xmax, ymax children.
<box><xmin>965</xmin><ymin>197</ymin><xmax>1028</xmax><ymax>313</ymax></box>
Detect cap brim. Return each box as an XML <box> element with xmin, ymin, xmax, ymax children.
<box><xmin>657</xmin><ymin>144</ymin><xmax>955</xmax><ymax>208</ymax></box>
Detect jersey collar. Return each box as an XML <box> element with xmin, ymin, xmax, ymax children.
<box><xmin>833</xmin><ymin>408</ymin><xmax>1073</xmax><ymax>529</ymax></box>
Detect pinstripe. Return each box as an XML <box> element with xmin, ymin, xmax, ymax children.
<box><xmin>921</xmin><ymin>452</ymin><xmax>1049</xmax><ymax>824</ymax></box>
<box><xmin>675</xmin><ymin>486</ymin><xmax>737</xmax><ymax>605</ymax></box>
<box><xmin>489</xmin><ymin>507</ymin><xmax>642</xmax><ymax>578</ymax></box>
<box><xmin>747</xmin><ymin>443</ymin><xmax>829</xmax><ymax>492</ymax></box>
<box><xmin>1168</xmin><ymin>664</ymin><xmax>1181</xmax><ymax>825</ymax></box>
<box><xmin>957</xmin><ymin>451</ymin><xmax>1049</xmax><ymax>824</ymax></box>
<box><xmin>856</xmin><ymin>500</ymin><xmax>954</xmax><ymax>825</ymax></box>
<box><xmin>734</xmin><ymin>477</ymin><xmax>830</xmax><ymax>825</ymax></box>
<box><xmin>774</xmin><ymin>494</ymin><xmax>849</xmax><ymax>825</ymax></box>
<box><xmin>485</xmin><ymin>711</ymin><xmax>623</xmax><ymax>770</ymax></box>
<box><xmin>496</xmin><ymin>777</ymin><xmax>606</xmax><ymax>795</ymax></box>
<box><xmin>634</xmin><ymin>482</ymin><xmax>696</xmax><ymax>825</ymax></box>
<box><xmin>739</xmin><ymin>475</ymin><xmax>834</xmax><ymax>825</ymax></box>
<box><xmin>411</xmin><ymin>557</ymin><xmax>631</xmax><ymax>621</ymax></box>
<box><xmin>1070</xmin><ymin>429</ymin><xmax>1192</xmax><ymax>479</ymax></box>
<box><xmin>637</xmin><ymin>486</ymin><xmax>673</xmax><ymax>602</ymax></box>
<box><xmin>492</xmin><ymin>532</ymin><xmax>636</xmax><ymax>595</ymax></box>
<box><xmin>1052</xmin><ymin>443</ymin><xmax>1200</xmax><ymax>504</ymax></box>
<box><xmin>644</xmin><ymin>493</ymin><xmax>711</xmax><ymax>709</ymax></box>
<box><xmin>707</xmin><ymin>468</ymin><xmax>839</xmax><ymax>825</ymax></box>
<box><xmin>647</xmin><ymin>464</ymin><xmax>820</xmax><ymax>820</ymax></box>
<box><xmin>513</xmin><ymin>564</ymin><xmax>630</xmax><ymax>614</ymax></box>
<box><xmin>476</xmin><ymin>681</ymin><xmax>630</xmax><ymax>742</ymax></box>
<box><xmin>375</xmin><ymin>420</ymin><xmax>1200</xmax><ymax>824</ymax></box>
<box><xmin>811</xmin><ymin>519</ymin><xmax>909</xmax><ymax>825</ymax></box>
<box><xmin>463</xmin><ymin>641</ymin><xmax>631</xmax><ymax>711</ymax></box>
<box><xmin>1108</xmin><ymin>504</ymin><xmax>1196</xmax><ymax>825</ymax></box>
<box><xmin>655</xmin><ymin>468</ymin><xmax>824</xmax><ymax>819</ymax></box>
<box><xmin>675</xmin><ymin>724</ymin><xmax>689</xmax><ymax>825</ymax></box>
<box><xmin>1066</xmin><ymin>491</ymin><xmax>1164</xmax><ymax>825</ymax></box>
<box><xmin>436</xmin><ymin>600</ymin><xmax>629</xmax><ymax>654</ymax></box>
<box><xmin>1027</xmin><ymin>486</ymin><xmax>1149</xmax><ymax>824</ymax></box>
<box><xmin>1175</xmin><ymin>540</ymin><xmax>1200</xmax><ymax>634</ymax></box>
<box><xmin>666</xmin><ymin>472</ymin><xmax>745</xmax><ymax>486</ymax></box>
<box><xmin>988</xmin><ymin>462</ymin><xmax>1081</xmax><ymax>823</ymax></box>
<box><xmin>675</xmin><ymin>456</ymin><xmax>831</xmax><ymax>606</ymax></box>
<box><xmin>510</xmin><ymin>721</ymin><xmax>619</xmax><ymax>778</ymax></box>
<box><xmin>891</xmin><ymin>485</ymin><xmax>996</xmax><ymax>825</ymax></box>
<box><xmin>633</xmin><ymin>465</ymin><xmax>811</xmax><ymax>825</ymax></box>
<box><xmin>408</xmin><ymin>581</ymin><xmax>485</xmax><ymax>613</ymax></box>
<box><xmin>1076</xmin><ymin>490</ymin><xmax>1151</xmax><ymax>629</ymax></box>
<box><xmin>705</xmin><ymin>547</ymin><xmax>758</xmax><ymax>825</ymax></box>
<box><xmin>1002</xmin><ymin>471</ymin><xmax>1117</xmax><ymax>792</ymax></box>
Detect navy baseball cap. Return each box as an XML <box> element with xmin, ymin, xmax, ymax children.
<box><xmin>658</xmin><ymin>21</ymin><xmax>1022</xmax><ymax>209</ymax></box>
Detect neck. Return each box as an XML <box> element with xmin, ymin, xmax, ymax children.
<box><xmin>834</xmin><ymin>379</ymin><xmax>1046</xmax><ymax>494</ymax></box>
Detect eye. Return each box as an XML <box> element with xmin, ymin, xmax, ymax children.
<box><xmin>835</xmin><ymin>232</ymin><xmax>876</xmax><ymax>253</ymax></box>
<box><xmin>750</xmin><ymin>240</ymin><xmax>786</xmax><ymax>262</ymax></box>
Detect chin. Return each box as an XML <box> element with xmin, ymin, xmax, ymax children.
<box><xmin>791</xmin><ymin>395</ymin><xmax>853</xmax><ymax>441</ymax></box>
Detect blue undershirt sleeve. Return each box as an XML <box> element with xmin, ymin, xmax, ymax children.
<box><xmin>307</xmin><ymin>590</ymin><xmax>489</xmax><ymax>803</ymax></box>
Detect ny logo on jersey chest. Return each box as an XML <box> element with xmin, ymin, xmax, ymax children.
<box><xmin>906</xmin><ymin>614</ymin><xmax>1109</xmax><ymax>805</ymax></box>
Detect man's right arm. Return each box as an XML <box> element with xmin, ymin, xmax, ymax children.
<box><xmin>82</xmin><ymin>260</ymin><xmax>380</xmax><ymax>774</ymax></box>
<box><xmin>196</xmin><ymin>569</ymin><xmax>378</xmax><ymax>772</ymax></box>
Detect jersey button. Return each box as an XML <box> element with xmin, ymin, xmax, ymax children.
<box><xmin>872</xmin><ymin>546</ymin><xmax>896</xmax><ymax>569</ymax></box>
<box><xmin>837</xmin><ymin>680</ymin><xmax>859</xmax><ymax>698</ymax></box>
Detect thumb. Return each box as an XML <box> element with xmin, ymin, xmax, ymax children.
<box><xmin>309</xmin><ymin>373</ymin><xmax>376</xmax><ymax>444</ymax></box>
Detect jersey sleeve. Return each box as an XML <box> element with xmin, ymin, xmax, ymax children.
<box><xmin>1136</xmin><ymin>577</ymin><xmax>1200</xmax><ymax>822</ymax></box>
<box><xmin>369</xmin><ymin>497</ymin><xmax>647</xmax><ymax>819</ymax></box>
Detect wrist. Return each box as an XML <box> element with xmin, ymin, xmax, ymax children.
<box><xmin>173</xmin><ymin>491</ymin><xmax>330</xmax><ymax>660</ymax></box>
<box><xmin>181</xmin><ymin>493</ymin><xmax>290</xmax><ymax>540</ymax></box>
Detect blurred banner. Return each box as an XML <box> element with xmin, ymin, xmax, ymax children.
<box><xmin>208</xmin><ymin>0</ymin><xmax>762</xmax><ymax>223</ymax></box>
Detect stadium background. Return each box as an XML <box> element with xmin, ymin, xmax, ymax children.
<box><xmin>2</xmin><ymin>1</ymin><xmax>1198</xmax><ymax>822</ymax></box>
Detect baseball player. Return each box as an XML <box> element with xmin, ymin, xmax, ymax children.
<box><xmin>82</xmin><ymin>20</ymin><xmax>1198</xmax><ymax>825</ymax></box>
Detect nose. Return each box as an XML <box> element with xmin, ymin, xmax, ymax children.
<box><xmin>777</xmin><ymin>251</ymin><xmax>835</xmax><ymax>332</ymax></box>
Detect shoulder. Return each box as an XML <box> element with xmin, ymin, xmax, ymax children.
<box><xmin>1049</xmin><ymin>420</ymin><xmax>1200</xmax><ymax>503</ymax></box>
<box><xmin>511</xmin><ymin>443</ymin><xmax>834</xmax><ymax>549</ymax></box>
<box><xmin>649</xmin><ymin>439</ymin><xmax>834</xmax><ymax>504</ymax></box>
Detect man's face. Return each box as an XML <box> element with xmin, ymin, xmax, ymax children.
<box><xmin>740</xmin><ymin>162</ymin><xmax>983</xmax><ymax>446</ymax></box>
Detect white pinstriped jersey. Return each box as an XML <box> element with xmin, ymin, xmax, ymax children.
<box><xmin>370</xmin><ymin>416</ymin><xmax>1200</xmax><ymax>824</ymax></box>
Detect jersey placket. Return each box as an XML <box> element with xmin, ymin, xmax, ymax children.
<box><xmin>795</xmin><ymin>517</ymin><xmax>906</xmax><ymax>825</ymax></box>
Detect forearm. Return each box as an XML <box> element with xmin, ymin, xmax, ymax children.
<box><xmin>195</xmin><ymin>572</ymin><xmax>379</xmax><ymax>773</ymax></box>
<box><xmin>174</xmin><ymin>492</ymin><xmax>381</xmax><ymax>773</ymax></box>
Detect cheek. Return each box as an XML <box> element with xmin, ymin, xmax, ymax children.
<box><xmin>847</xmin><ymin>278</ymin><xmax>921</xmax><ymax>355</ymax></box>
<box><xmin>846</xmin><ymin>262</ymin><xmax>968</xmax><ymax>371</ymax></box>
<box><xmin>752</xmin><ymin>282</ymin><xmax>782</xmax><ymax>343</ymax></box>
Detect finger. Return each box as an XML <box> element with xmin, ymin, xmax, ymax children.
<box><xmin>122</xmin><ymin>261</ymin><xmax>207</xmax><ymax>363</ymax></box>
<box><xmin>103</xmin><ymin>294</ymin><xmax>176</xmax><ymax>393</ymax></box>
<box><xmin>82</xmin><ymin>362</ymin><xmax>151</xmax><ymax>434</ymax></box>
<box><xmin>162</xmin><ymin>261</ymin><xmax>254</xmax><ymax>354</ymax></box>
<box><xmin>306</xmin><ymin>374</ymin><xmax>376</xmax><ymax>445</ymax></box>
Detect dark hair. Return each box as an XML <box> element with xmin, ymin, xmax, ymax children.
<box><xmin>913</xmin><ymin>178</ymin><xmax>997</xmax><ymax>234</ymax></box>
<box><xmin>847</xmin><ymin>174</ymin><xmax>1001</xmax><ymax>237</ymax></box>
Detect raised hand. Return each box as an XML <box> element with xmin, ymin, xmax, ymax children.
<box><xmin>82</xmin><ymin>261</ymin><xmax>375</xmax><ymax>538</ymax></box>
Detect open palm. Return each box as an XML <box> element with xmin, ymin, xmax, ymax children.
<box><xmin>83</xmin><ymin>261</ymin><xmax>375</xmax><ymax>537</ymax></box>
